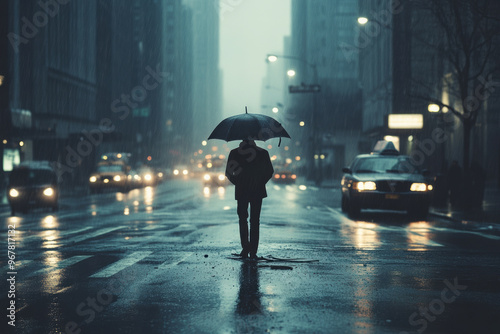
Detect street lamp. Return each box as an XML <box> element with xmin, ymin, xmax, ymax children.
<box><xmin>357</xmin><ymin>17</ymin><xmax>368</xmax><ymax>25</ymax></box>
<box><xmin>266</xmin><ymin>54</ymin><xmax>322</xmax><ymax>184</ymax></box>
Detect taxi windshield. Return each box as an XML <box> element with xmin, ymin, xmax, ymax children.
<box><xmin>352</xmin><ymin>157</ymin><xmax>419</xmax><ymax>174</ymax></box>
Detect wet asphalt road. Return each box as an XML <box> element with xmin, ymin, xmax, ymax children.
<box><xmin>1</xmin><ymin>177</ymin><xmax>500</xmax><ymax>334</ymax></box>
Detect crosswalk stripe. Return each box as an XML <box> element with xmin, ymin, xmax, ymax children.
<box><xmin>90</xmin><ymin>251</ymin><xmax>152</xmax><ymax>278</ymax></box>
<box><xmin>4</xmin><ymin>260</ymin><xmax>33</xmax><ymax>272</ymax></box>
<box><xmin>158</xmin><ymin>252</ymin><xmax>193</xmax><ymax>269</ymax></box>
<box><xmin>21</xmin><ymin>227</ymin><xmax>94</xmax><ymax>244</ymax></box>
<box><xmin>29</xmin><ymin>255</ymin><xmax>92</xmax><ymax>277</ymax></box>
<box><xmin>63</xmin><ymin>226</ymin><xmax>125</xmax><ymax>246</ymax></box>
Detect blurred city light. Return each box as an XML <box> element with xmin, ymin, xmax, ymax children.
<box><xmin>357</xmin><ymin>17</ymin><xmax>368</xmax><ymax>25</ymax></box>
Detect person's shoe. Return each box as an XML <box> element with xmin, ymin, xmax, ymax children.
<box><xmin>239</xmin><ymin>250</ymin><xmax>249</xmax><ymax>258</ymax></box>
<box><xmin>249</xmin><ymin>253</ymin><xmax>258</xmax><ymax>260</ymax></box>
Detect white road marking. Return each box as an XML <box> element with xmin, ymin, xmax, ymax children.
<box><xmin>4</xmin><ymin>260</ymin><xmax>33</xmax><ymax>272</ymax></box>
<box><xmin>63</xmin><ymin>226</ymin><xmax>125</xmax><ymax>245</ymax></box>
<box><xmin>29</xmin><ymin>255</ymin><xmax>92</xmax><ymax>277</ymax></box>
<box><xmin>158</xmin><ymin>252</ymin><xmax>193</xmax><ymax>269</ymax></box>
<box><xmin>21</xmin><ymin>226</ymin><xmax>94</xmax><ymax>244</ymax></box>
<box><xmin>90</xmin><ymin>251</ymin><xmax>152</xmax><ymax>278</ymax></box>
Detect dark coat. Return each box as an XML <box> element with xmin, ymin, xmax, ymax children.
<box><xmin>225</xmin><ymin>141</ymin><xmax>274</xmax><ymax>201</ymax></box>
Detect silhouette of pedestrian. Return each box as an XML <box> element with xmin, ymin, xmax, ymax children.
<box><xmin>225</xmin><ymin>140</ymin><xmax>274</xmax><ymax>259</ymax></box>
<box><xmin>447</xmin><ymin>160</ymin><xmax>462</xmax><ymax>207</ymax></box>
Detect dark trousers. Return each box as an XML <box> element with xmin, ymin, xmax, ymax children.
<box><xmin>237</xmin><ymin>198</ymin><xmax>262</xmax><ymax>255</ymax></box>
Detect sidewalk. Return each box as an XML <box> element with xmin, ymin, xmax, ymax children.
<box><xmin>430</xmin><ymin>186</ymin><xmax>500</xmax><ymax>225</ymax></box>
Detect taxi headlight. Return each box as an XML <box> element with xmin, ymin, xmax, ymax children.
<box><xmin>410</xmin><ymin>183</ymin><xmax>428</xmax><ymax>192</ymax></box>
<box><xmin>218</xmin><ymin>174</ymin><xmax>225</xmax><ymax>181</ymax></box>
<box><xmin>173</xmin><ymin>169</ymin><xmax>179</xmax><ymax>175</ymax></box>
<box><xmin>113</xmin><ymin>175</ymin><xmax>121</xmax><ymax>182</ymax></box>
<box><xmin>43</xmin><ymin>187</ymin><xmax>54</xmax><ymax>197</ymax></box>
<box><xmin>182</xmin><ymin>169</ymin><xmax>188</xmax><ymax>175</ymax></box>
<box><xmin>89</xmin><ymin>176</ymin><xmax>97</xmax><ymax>183</ymax></box>
<box><xmin>144</xmin><ymin>174</ymin><xmax>152</xmax><ymax>181</ymax></box>
<box><xmin>204</xmin><ymin>174</ymin><xmax>211</xmax><ymax>181</ymax></box>
<box><xmin>354</xmin><ymin>181</ymin><xmax>377</xmax><ymax>191</ymax></box>
<box><xmin>9</xmin><ymin>189</ymin><xmax>19</xmax><ymax>198</ymax></box>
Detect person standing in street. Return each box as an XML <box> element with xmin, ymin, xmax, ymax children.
<box><xmin>225</xmin><ymin>139</ymin><xmax>274</xmax><ymax>259</ymax></box>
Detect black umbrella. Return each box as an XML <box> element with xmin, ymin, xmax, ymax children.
<box><xmin>208</xmin><ymin>107</ymin><xmax>290</xmax><ymax>146</ymax></box>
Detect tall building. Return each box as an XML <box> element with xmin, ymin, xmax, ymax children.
<box><xmin>183</xmin><ymin>0</ymin><xmax>221</xmax><ymax>152</ymax></box>
<box><xmin>358</xmin><ymin>0</ymin><xmax>500</xmax><ymax>183</ymax></box>
<box><xmin>0</xmin><ymin>0</ymin><xmax>195</xmax><ymax>186</ymax></box>
<box><xmin>1</xmin><ymin>0</ymin><xmax>100</xmax><ymax>185</ymax></box>
<box><xmin>289</xmin><ymin>0</ymin><xmax>362</xmax><ymax>180</ymax></box>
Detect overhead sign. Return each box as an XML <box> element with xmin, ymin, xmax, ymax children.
<box><xmin>388</xmin><ymin>114</ymin><xmax>423</xmax><ymax>129</ymax></box>
<box><xmin>288</xmin><ymin>84</ymin><xmax>321</xmax><ymax>93</ymax></box>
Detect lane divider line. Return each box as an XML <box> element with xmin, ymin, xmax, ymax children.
<box><xmin>62</xmin><ymin>226</ymin><xmax>125</xmax><ymax>246</ymax></box>
<box><xmin>29</xmin><ymin>255</ymin><xmax>92</xmax><ymax>277</ymax></box>
<box><xmin>90</xmin><ymin>251</ymin><xmax>152</xmax><ymax>278</ymax></box>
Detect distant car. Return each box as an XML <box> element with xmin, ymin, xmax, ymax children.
<box><xmin>341</xmin><ymin>141</ymin><xmax>433</xmax><ymax>218</ymax></box>
<box><xmin>272</xmin><ymin>170</ymin><xmax>297</xmax><ymax>184</ymax></box>
<box><xmin>172</xmin><ymin>165</ymin><xmax>190</xmax><ymax>178</ymax></box>
<box><xmin>138</xmin><ymin>166</ymin><xmax>157</xmax><ymax>186</ymax></box>
<box><xmin>7</xmin><ymin>161</ymin><xmax>59</xmax><ymax>215</ymax></box>
<box><xmin>89</xmin><ymin>162</ymin><xmax>130</xmax><ymax>193</ymax></box>
<box><xmin>128</xmin><ymin>170</ymin><xmax>142</xmax><ymax>189</ymax></box>
<box><xmin>203</xmin><ymin>169</ymin><xmax>228</xmax><ymax>187</ymax></box>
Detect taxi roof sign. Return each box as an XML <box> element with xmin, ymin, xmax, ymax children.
<box><xmin>372</xmin><ymin>140</ymin><xmax>399</xmax><ymax>155</ymax></box>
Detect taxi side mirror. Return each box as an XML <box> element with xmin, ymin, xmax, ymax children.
<box><xmin>342</xmin><ymin>167</ymin><xmax>352</xmax><ymax>174</ymax></box>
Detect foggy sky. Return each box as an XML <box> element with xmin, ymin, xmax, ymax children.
<box><xmin>219</xmin><ymin>0</ymin><xmax>291</xmax><ymax>117</ymax></box>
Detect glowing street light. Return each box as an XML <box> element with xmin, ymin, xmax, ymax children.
<box><xmin>287</xmin><ymin>69</ymin><xmax>296</xmax><ymax>77</ymax></box>
<box><xmin>267</xmin><ymin>55</ymin><xmax>278</xmax><ymax>63</ymax></box>
<box><xmin>357</xmin><ymin>17</ymin><xmax>369</xmax><ymax>25</ymax></box>
<box><xmin>272</xmin><ymin>107</ymin><xmax>279</xmax><ymax>113</ymax></box>
<box><xmin>428</xmin><ymin>104</ymin><xmax>440</xmax><ymax>113</ymax></box>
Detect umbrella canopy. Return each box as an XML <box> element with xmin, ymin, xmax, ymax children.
<box><xmin>208</xmin><ymin>108</ymin><xmax>290</xmax><ymax>143</ymax></box>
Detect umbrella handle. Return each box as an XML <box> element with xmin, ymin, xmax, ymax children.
<box><xmin>278</xmin><ymin>137</ymin><xmax>281</xmax><ymax>147</ymax></box>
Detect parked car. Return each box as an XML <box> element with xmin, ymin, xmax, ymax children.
<box><xmin>7</xmin><ymin>161</ymin><xmax>59</xmax><ymax>215</ymax></box>
<box><xmin>341</xmin><ymin>141</ymin><xmax>433</xmax><ymax>218</ymax></box>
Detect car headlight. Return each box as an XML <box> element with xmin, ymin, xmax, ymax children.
<box><xmin>158</xmin><ymin>172</ymin><xmax>163</xmax><ymax>178</ymax></box>
<box><xmin>144</xmin><ymin>174</ymin><xmax>152</xmax><ymax>181</ymax></box>
<box><xmin>89</xmin><ymin>176</ymin><xmax>97</xmax><ymax>183</ymax></box>
<box><xmin>354</xmin><ymin>181</ymin><xmax>377</xmax><ymax>191</ymax></box>
<box><xmin>113</xmin><ymin>175</ymin><xmax>121</xmax><ymax>182</ymax></box>
<box><xmin>410</xmin><ymin>183</ymin><xmax>430</xmax><ymax>192</ymax></box>
<box><xmin>43</xmin><ymin>187</ymin><xmax>54</xmax><ymax>197</ymax></box>
<box><xmin>204</xmin><ymin>174</ymin><xmax>211</xmax><ymax>181</ymax></box>
<box><xmin>182</xmin><ymin>169</ymin><xmax>188</xmax><ymax>175</ymax></box>
<box><xmin>218</xmin><ymin>174</ymin><xmax>225</xmax><ymax>181</ymax></box>
<box><xmin>9</xmin><ymin>189</ymin><xmax>19</xmax><ymax>198</ymax></box>
<box><xmin>173</xmin><ymin>169</ymin><xmax>179</xmax><ymax>175</ymax></box>
<box><xmin>134</xmin><ymin>174</ymin><xmax>141</xmax><ymax>180</ymax></box>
